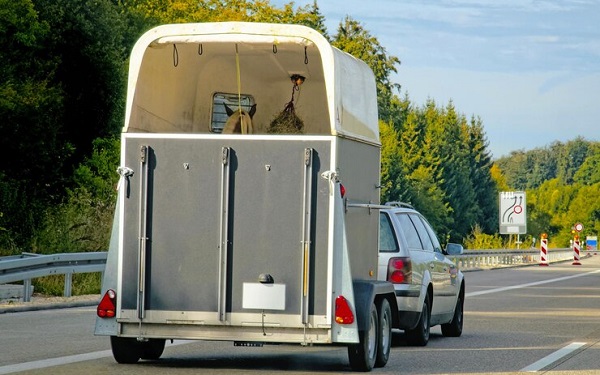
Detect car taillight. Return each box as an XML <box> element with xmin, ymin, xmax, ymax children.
<box><xmin>339</xmin><ymin>184</ymin><xmax>346</xmax><ymax>198</ymax></box>
<box><xmin>388</xmin><ymin>257</ymin><xmax>412</xmax><ymax>284</ymax></box>
<box><xmin>97</xmin><ymin>289</ymin><xmax>117</xmax><ymax>318</ymax></box>
<box><xmin>334</xmin><ymin>295</ymin><xmax>355</xmax><ymax>324</ymax></box>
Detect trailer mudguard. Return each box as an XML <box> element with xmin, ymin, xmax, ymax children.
<box><xmin>352</xmin><ymin>280</ymin><xmax>396</xmax><ymax>332</ymax></box>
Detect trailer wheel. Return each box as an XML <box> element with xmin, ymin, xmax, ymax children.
<box><xmin>110</xmin><ymin>336</ymin><xmax>141</xmax><ymax>364</ymax></box>
<box><xmin>348</xmin><ymin>302</ymin><xmax>378</xmax><ymax>371</ymax></box>
<box><xmin>375</xmin><ymin>298</ymin><xmax>392</xmax><ymax>368</ymax></box>
<box><xmin>140</xmin><ymin>339</ymin><xmax>166</xmax><ymax>360</ymax></box>
<box><xmin>406</xmin><ymin>292</ymin><xmax>430</xmax><ymax>346</ymax></box>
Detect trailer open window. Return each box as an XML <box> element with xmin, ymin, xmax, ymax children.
<box><xmin>210</xmin><ymin>92</ymin><xmax>255</xmax><ymax>133</ymax></box>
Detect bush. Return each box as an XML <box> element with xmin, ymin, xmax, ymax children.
<box><xmin>32</xmin><ymin>272</ymin><xmax>102</xmax><ymax>296</ymax></box>
<box><xmin>464</xmin><ymin>224</ymin><xmax>506</xmax><ymax>250</ymax></box>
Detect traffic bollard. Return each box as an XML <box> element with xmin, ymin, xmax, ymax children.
<box><xmin>539</xmin><ymin>233</ymin><xmax>549</xmax><ymax>266</ymax></box>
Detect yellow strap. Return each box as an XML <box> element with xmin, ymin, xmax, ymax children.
<box><xmin>235</xmin><ymin>44</ymin><xmax>247</xmax><ymax>134</ymax></box>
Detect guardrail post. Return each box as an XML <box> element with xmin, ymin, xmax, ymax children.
<box><xmin>64</xmin><ymin>272</ymin><xmax>72</xmax><ymax>297</ymax></box>
<box><xmin>23</xmin><ymin>279</ymin><xmax>32</xmax><ymax>302</ymax></box>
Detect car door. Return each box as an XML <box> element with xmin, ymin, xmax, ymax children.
<box><xmin>408</xmin><ymin>213</ymin><xmax>453</xmax><ymax>315</ymax></box>
<box><xmin>394</xmin><ymin>213</ymin><xmax>430</xmax><ymax>308</ymax></box>
<box><xmin>414</xmin><ymin>214</ymin><xmax>457</xmax><ymax>314</ymax></box>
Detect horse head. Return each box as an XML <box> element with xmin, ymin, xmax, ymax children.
<box><xmin>222</xmin><ymin>103</ymin><xmax>257</xmax><ymax>134</ymax></box>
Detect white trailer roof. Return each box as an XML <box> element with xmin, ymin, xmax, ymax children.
<box><xmin>125</xmin><ymin>22</ymin><xmax>379</xmax><ymax>144</ymax></box>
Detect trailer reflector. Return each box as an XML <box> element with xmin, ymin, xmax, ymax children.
<box><xmin>334</xmin><ymin>295</ymin><xmax>355</xmax><ymax>324</ymax></box>
<box><xmin>97</xmin><ymin>289</ymin><xmax>116</xmax><ymax>318</ymax></box>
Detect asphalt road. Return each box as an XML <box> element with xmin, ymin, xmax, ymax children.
<box><xmin>1</xmin><ymin>254</ymin><xmax>600</xmax><ymax>374</ymax></box>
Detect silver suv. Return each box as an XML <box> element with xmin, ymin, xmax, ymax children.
<box><xmin>377</xmin><ymin>202</ymin><xmax>465</xmax><ymax>346</ymax></box>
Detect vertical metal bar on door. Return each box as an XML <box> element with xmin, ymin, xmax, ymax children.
<box><xmin>218</xmin><ymin>147</ymin><xmax>231</xmax><ymax>322</ymax></box>
<box><xmin>301</xmin><ymin>148</ymin><xmax>313</xmax><ymax>324</ymax></box>
<box><xmin>137</xmin><ymin>145</ymin><xmax>149</xmax><ymax>320</ymax></box>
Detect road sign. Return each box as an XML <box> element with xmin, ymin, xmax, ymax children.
<box><xmin>499</xmin><ymin>191</ymin><xmax>527</xmax><ymax>234</ymax></box>
<box><xmin>574</xmin><ymin>223</ymin><xmax>584</xmax><ymax>232</ymax></box>
<box><xmin>587</xmin><ymin>236</ymin><xmax>597</xmax><ymax>250</ymax></box>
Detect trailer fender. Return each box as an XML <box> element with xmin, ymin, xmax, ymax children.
<box><xmin>352</xmin><ymin>280</ymin><xmax>397</xmax><ymax>332</ymax></box>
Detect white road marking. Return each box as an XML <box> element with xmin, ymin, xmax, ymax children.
<box><xmin>520</xmin><ymin>342</ymin><xmax>586</xmax><ymax>372</ymax></box>
<box><xmin>0</xmin><ymin>351</ymin><xmax>112</xmax><ymax>374</ymax></box>
<box><xmin>0</xmin><ymin>340</ymin><xmax>193</xmax><ymax>374</ymax></box>
<box><xmin>466</xmin><ymin>269</ymin><xmax>600</xmax><ymax>297</ymax></box>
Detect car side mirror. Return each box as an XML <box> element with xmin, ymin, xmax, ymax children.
<box><xmin>445</xmin><ymin>243</ymin><xmax>464</xmax><ymax>255</ymax></box>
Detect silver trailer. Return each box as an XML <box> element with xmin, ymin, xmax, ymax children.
<box><xmin>95</xmin><ymin>22</ymin><xmax>397</xmax><ymax>371</ymax></box>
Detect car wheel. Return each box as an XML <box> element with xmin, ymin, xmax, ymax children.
<box><xmin>140</xmin><ymin>339</ymin><xmax>166</xmax><ymax>360</ymax></box>
<box><xmin>441</xmin><ymin>290</ymin><xmax>464</xmax><ymax>337</ymax></box>
<box><xmin>375</xmin><ymin>298</ymin><xmax>392</xmax><ymax>368</ymax></box>
<box><xmin>406</xmin><ymin>292</ymin><xmax>430</xmax><ymax>346</ymax></box>
<box><xmin>348</xmin><ymin>302</ymin><xmax>378</xmax><ymax>371</ymax></box>
<box><xmin>110</xmin><ymin>336</ymin><xmax>141</xmax><ymax>364</ymax></box>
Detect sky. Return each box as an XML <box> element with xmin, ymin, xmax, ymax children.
<box><xmin>270</xmin><ymin>0</ymin><xmax>600</xmax><ymax>159</ymax></box>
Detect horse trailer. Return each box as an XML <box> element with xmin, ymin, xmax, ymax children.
<box><xmin>95</xmin><ymin>22</ymin><xmax>398</xmax><ymax>371</ymax></box>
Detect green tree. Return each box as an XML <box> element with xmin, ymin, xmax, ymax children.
<box><xmin>0</xmin><ymin>0</ymin><xmax>130</xmax><ymax>251</ymax></box>
<box><xmin>122</xmin><ymin>0</ymin><xmax>329</xmax><ymax>35</ymax></box>
<box><xmin>33</xmin><ymin>0</ymin><xmax>128</xmax><ymax>158</ymax></box>
<box><xmin>33</xmin><ymin>137</ymin><xmax>120</xmax><ymax>253</ymax></box>
<box><xmin>573</xmin><ymin>143</ymin><xmax>600</xmax><ymax>185</ymax></box>
<box><xmin>0</xmin><ymin>0</ymin><xmax>65</xmax><ymax>249</ymax></box>
<box><xmin>465</xmin><ymin>116</ymin><xmax>498</xmax><ymax>234</ymax></box>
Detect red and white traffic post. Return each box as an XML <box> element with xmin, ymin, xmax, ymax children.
<box><xmin>572</xmin><ymin>235</ymin><xmax>582</xmax><ymax>265</ymax></box>
<box><xmin>539</xmin><ymin>233</ymin><xmax>549</xmax><ymax>266</ymax></box>
<box><xmin>573</xmin><ymin>222</ymin><xmax>583</xmax><ymax>266</ymax></box>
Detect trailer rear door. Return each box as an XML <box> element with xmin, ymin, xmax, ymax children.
<box><xmin>118</xmin><ymin>135</ymin><xmax>332</xmax><ymax>329</ymax></box>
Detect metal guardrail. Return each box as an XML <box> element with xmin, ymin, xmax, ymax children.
<box><xmin>450</xmin><ymin>248</ymin><xmax>576</xmax><ymax>270</ymax></box>
<box><xmin>0</xmin><ymin>252</ymin><xmax>107</xmax><ymax>302</ymax></box>
<box><xmin>0</xmin><ymin>248</ymin><xmax>585</xmax><ymax>303</ymax></box>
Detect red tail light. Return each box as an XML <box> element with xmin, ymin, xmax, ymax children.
<box><xmin>334</xmin><ymin>295</ymin><xmax>355</xmax><ymax>324</ymax></box>
<box><xmin>388</xmin><ymin>257</ymin><xmax>412</xmax><ymax>284</ymax></box>
<box><xmin>339</xmin><ymin>184</ymin><xmax>346</xmax><ymax>198</ymax></box>
<box><xmin>97</xmin><ymin>289</ymin><xmax>117</xmax><ymax>318</ymax></box>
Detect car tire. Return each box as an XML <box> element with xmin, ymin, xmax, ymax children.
<box><xmin>348</xmin><ymin>302</ymin><xmax>378</xmax><ymax>371</ymax></box>
<box><xmin>441</xmin><ymin>289</ymin><xmax>464</xmax><ymax>337</ymax></box>
<box><xmin>375</xmin><ymin>298</ymin><xmax>392</xmax><ymax>368</ymax></box>
<box><xmin>406</xmin><ymin>292</ymin><xmax>430</xmax><ymax>346</ymax></box>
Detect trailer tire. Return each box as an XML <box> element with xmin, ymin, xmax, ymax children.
<box><xmin>140</xmin><ymin>339</ymin><xmax>166</xmax><ymax>360</ymax></box>
<box><xmin>348</xmin><ymin>302</ymin><xmax>378</xmax><ymax>372</ymax></box>
<box><xmin>406</xmin><ymin>291</ymin><xmax>430</xmax><ymax>346</ymax></box>
<box><xmin>375</xmin><ymin>298</ymin><xmax>392</xmax><ymax>368</ymax></box>
<box><xmin>110</xmin><ymin>336</ymin><xmax>141</xmax><ymax>364</ymax></box>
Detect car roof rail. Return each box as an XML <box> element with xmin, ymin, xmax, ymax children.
<box><xmin>384</xmin><ymin>201</ymin><xmax>415</xmax><ymax>209</ymax></box>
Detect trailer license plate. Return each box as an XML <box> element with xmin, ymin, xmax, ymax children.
<box><xmin>234</xmin><ymin>341</ymin><xmax>264</xmax><ymax>347</ymax></box>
